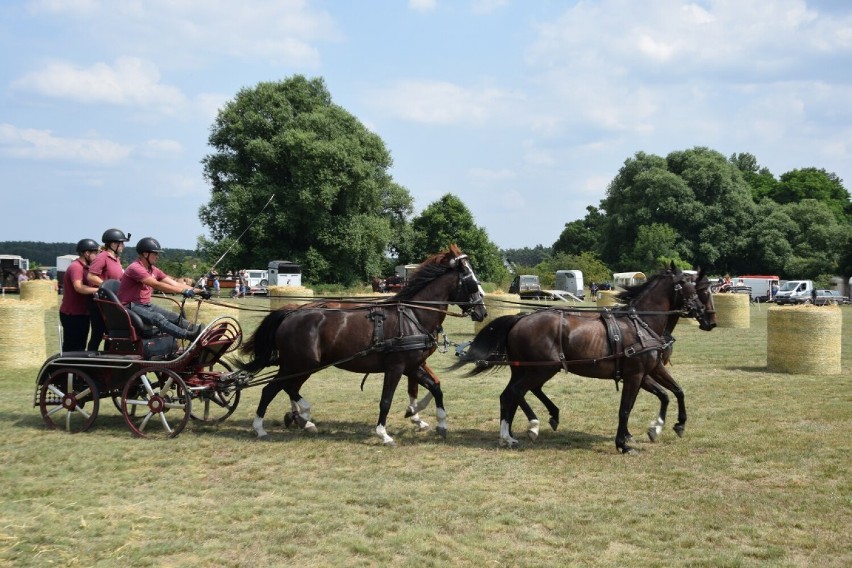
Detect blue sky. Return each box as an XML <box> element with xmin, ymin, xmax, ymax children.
<box><xmin>1</xmin><ymin>0</ymin><xmax>851</xmax><ymax>251</ymax></box>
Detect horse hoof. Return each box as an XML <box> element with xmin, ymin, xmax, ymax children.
<box><xmin>404</xmin><ymin>406</ymin><xmax>415</xmax><ymax>418</ymax></box>
<box><xmin>304</xmin><ymin>422</ymin><xmax>318</xmax><ymax>434</ymax></box>
<box><xmin>436</xmin><ymin>426</ymin><xmax>447</xmax><ymax>439</ymax></box>
<box><xmin>527</xmin><ymin>428</ymin><xmax>539</xmax><ymax>441</ymax></box>
<box><xmin>415</xmin><ymin>422</ymin><xmax>431</xmax><ymax>432</ymax></box>
<box><xmin>283</xmin><ymin>412</ymin><xmax>294</xmax><ymax>428</ymax></box>
<box><xmin>674</xmin><ymin>424</ymin><xmax>685</xmax><ymax>438</ymax></box>
<box><xmin>625</xmin><ymin>434</ymin><xmax>635</xmax><ymax>444</ymax></box>
<box><xmin>499</xmin><ymin>438</ymin><xmax>519</xmax><ymax>448</ymax></box>
<box><xmin>647</xmin><ymin>427</ymin><xmax>659</xmax><ymax>442</ymax></box>
<box><xmin>549</xmin><ymin>417</ymin><xmax>559</xmax><ymax>431</ymax></box>
<box><xmin>384</xmin><ymin>440</ymin><xmax>397</xmax><ymax>447</ymax></box>
<box><xmin>620</xmin><ymin>446</ymin><xmax>639</xmax><ymax>455</ymax></box>
<box><xmin>255</xmin><ymin>430</ymin><xmax>268</xmax><ymax>439</ymax></box>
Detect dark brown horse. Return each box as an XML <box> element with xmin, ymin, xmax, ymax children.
<box><xmin>238</xmin><ymin>245</ymin><xmax>487</xmax><ymax>445</ymax></box>
<box><xmin>456</xmin><ymin>266</ymin><xmax>716</xmax><ymax>453</ymax></box>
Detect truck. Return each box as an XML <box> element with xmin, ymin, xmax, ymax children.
<box><xmin>774</xmin><ymin>280</ymin><xmax>815</xmax><ymax>305</ymax></box>
<box><xmin>735</xmin><ymin>275</ymin><xmax>780</xmax><ymax>303</ymax></box>
<box><xmin>509</xmin><ymin>274</ymin><xmax>543</xmax><ymax>299</ymax></box>
<box><xmin>554</xmin><ymin>270</ymin><xmax>584</xmax><ymax>300</ymax></box>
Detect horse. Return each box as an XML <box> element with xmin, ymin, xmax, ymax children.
<box><xmin>237</xmin><ymin>245</ymin><xmax>487</xmax><ymax>446</ymax></box>
<box><xmin>455</xmin><ymin>265</ymin><xmax>716</xmax><ymax>453</ymax></box>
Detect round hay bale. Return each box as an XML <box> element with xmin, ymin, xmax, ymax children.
<box><xmin>474</xmin><ymin>293</ymin><xmax>522</xmax><ymax>334</ymax></box>
<box><xmin>712</xmin><ymin>293</ymin><xmax>750</xmax><ymax>328</ymax></box>
<box><xmin>192</xmin><ymin>301</ymin><xmax>240</xmax><ymax>325</ymax></box>
<box><xmin>767</xmin><ymin>305</ymin><xmax>842</xmax><ymax>374</ymax></box>
<box><xmin>0</xmin><ymin>299</ymin><xmax>46</xmax><ymax>367</ymax></box>
<box><xmin>269</xmin><ymin>286</ymin><xmax>314</xmax><ymax>310</ymax></box>
<box><xmin>20</xmin><ymin>279</ymin><xmax>58</xmax><ymax>308</ymax></box>
<box><xmin>596</xmin><ymin>290</ymin><xmax>622</xmax><ymax>307</ymax></box>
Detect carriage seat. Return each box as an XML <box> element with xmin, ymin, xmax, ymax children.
<box><xmin>95</xmin><ymin>280</ymin><xmax>158</xmax><ymax>339</ymax></box>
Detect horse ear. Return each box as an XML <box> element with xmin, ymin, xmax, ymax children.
<box><xmin>670</xmin><ymin>260</ymin><xmax>676</xmax><ymax>272</ymax></box>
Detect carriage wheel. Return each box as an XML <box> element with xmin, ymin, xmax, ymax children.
<box><xmin>121</xmin><ymin>368</ymin><xmax>191</xmax><ymax>439</ymax></box>
<box><xmin>190</xmin><ymin>360</ymin><xmax>241</xmax><ymax>423</ymax></box>
<box><xmin>112</xmin><ymin>392</ymin><xmax>139</xmax><ymax>418</ymax></box>
<box><xmin>39</xmin><ymin>367</ymin><xmax>99</xmax><ymax>433</ymax></box>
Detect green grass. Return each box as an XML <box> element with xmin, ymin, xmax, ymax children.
<box><xmin>1</xmin><ymin>299</ymin><xmax>850</xmax><ymax>567</ymax></box>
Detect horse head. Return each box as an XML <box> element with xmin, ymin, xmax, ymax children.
<box><xmin>672</xmin><ymin>266</ymin><xmax>717</xmax><ymax>331</ymax></box>
<box><xmin>447</xmin><ymin>245</ymin><xmax>488</xmax><ymax>322</ymax></box>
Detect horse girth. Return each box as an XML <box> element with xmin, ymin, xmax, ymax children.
<box><xmin>368</xmin><ymin>305</ymin><xmax>437</xmax><ymax>354</ymax></box>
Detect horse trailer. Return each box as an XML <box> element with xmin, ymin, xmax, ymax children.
<box><xmin>613</xmin><ymin>271</ymin><xmax>647</xmax><ymax>289</ymax></box>
<box><xmin>555</xmin><ymin>270</ymin><xmax>584</xmax><ymax>300</ymax></box>
<box><xmin>267</xmin><ymin>261</ymin><xmax>301</xmax><ymax>287</ymax></box>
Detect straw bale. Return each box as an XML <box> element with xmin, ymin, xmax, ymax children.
<box><xmin>0</xmin><ymin>299</ymin><xmax>46</xmax><ymax>367</ymax></box>
<box><xmin>474</xmin><ymin>293</ymin><xmax>522</xmax><ymax>333</ymax></box>
<box><xmin>596</xmin><ymin>290</ymin><xmax>622</xmax><ymax>308</ymax></box>
<box><xmin>767</xmin><ymin>305</ymin><xmax>842</xmax><ymax>375</ymax></box>
<box><xmin>192</xmin><ymin>301</ymin><xmax>240</xmax><ymax>324</ymax></box>
<box><xmin>20</xmin><ymin>279</ymin><xmax>58</xmax><ymax>308</ymax></box>
<box><xmin>269</xmin><ymin>286</ymin><xmax>315</xmax><ymax>310</ymax></box>
<box><xmin>711</xmin><ymin>293</ymin><xmax>750</xmax><ymax>328</ymax></box>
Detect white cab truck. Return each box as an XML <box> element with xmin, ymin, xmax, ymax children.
<box><xmin>554</xmin><ymin>270</ymin><xmax>584</xmax><ymax>300</ymax></box>
<box><xmin>774</xmin><ymin>279</ymin><xmax>815</xmax><ymax>305</ymax></box>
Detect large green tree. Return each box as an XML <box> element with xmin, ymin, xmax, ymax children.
<box><xmin>199</xmin><ymin>76</ymin><xmax>413</xmax><ymax>284</ymax></box>
<box><xmin>405</xmin><ymin>194</ymin><xmax>507</xmax><ymax>283</ymax></box>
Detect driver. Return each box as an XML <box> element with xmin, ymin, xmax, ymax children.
<box><xmin>117</xmin><ymin>237</ymin><xmax>205</xmax><ymax>341</ymax></box>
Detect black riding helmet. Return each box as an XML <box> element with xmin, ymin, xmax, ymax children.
<box><xmin>76</xmin><ymin>238</ymin><xmax>99</xmax><ymax>254</ymax></box>
<box><xmin>102</xmin><ymin>228</ymin><xmax>129</xmax><ymax>243</ymax></box>
<box><xmin>136</xmin><ymin>237</ymin><xmax>164</xmax><ymax>255</ymax></box>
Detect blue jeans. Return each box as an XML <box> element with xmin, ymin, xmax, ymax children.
<box><xmin>128</xmin><ymin>302</ymin><xmax>192</xmax><ymax>339</ymax></box>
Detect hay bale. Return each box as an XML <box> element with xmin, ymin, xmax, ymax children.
<box><xmin>0</xmin><ymin>299</ymin><xmax>46</xmax><ymax>367</ymax></box>
<box><xmin>269</xmin><ymin>286</ymin><xmax>314</xmax><ymax>310</ymax></box>
<box><xmin>712</xmin><ymin>293</ymin><xmax>750</xmax><ymax>328</ymax></box>
<box><xmin>767</xmin><ymin>305</ymin><xmax>842</xmax><ymax>374</ymax></box>
<box><xmin>20</xmin><ymin>280</ymin><xmax>58</xmax><ymax>308</ymax></box>
<box><xmin>192</xmin><ymin>301</ymin><xmax>240</xmax><ymax>324</ymax></box>
<box><xmin>596</xmin><ymin>290</ymin><xmax>622</xmax><ymax>307</ymax></box>
<box><xmin>474</xmin><ymin>293</ymin><xmax>522</xmax><ymax>333</ymax></box>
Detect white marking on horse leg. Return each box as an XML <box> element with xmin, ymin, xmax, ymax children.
<box><xmin>376</xmin><ymin>424</ymin><xmax>395</xmax><ymax>446</ymax></box>
<box><xmin>527</xmin><ymin>418</ymin><xmax>540</xmax><ymax>441</ymax></box>
<box><xmin>252</xmin><ymin>415</ymin><xmax>268</xmax><ymax>438</ymax></box>
<box><xmin>436</xmin><ymin>407</ymin><xmax>448</xmax><ymax>438</ymax></box>
<box><xmin>303</xmin><ymin>420</ymin><xmax>318</xmax><ymax>434</ymax></box>
<box><xmin>407</xmin><ymin>396</ymin><xmax>430</xmax><ymax>430</ymax></box>
<box><xmin>295</xmin><ymin>397</ymin><xmax>313</xmax><ymax>422</ymax></box>
<box><xmin>499</xmin><ymin>419</ymin><xmax>519</xmax><ymax>447</ymax></box>
<box><xmin>647</xmin><ymin>416</ymin><xmax>664</xmax><ymax>442</ymax></box>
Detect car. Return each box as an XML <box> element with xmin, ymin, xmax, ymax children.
<box><xmin>813</xmin><ymin>290</ymin><xmax>849</xmax><ymax>305</ymax></box>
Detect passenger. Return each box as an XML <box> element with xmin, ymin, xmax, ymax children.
<box><xmin>59</xmin><ymin>239</ymin><xmax>101</xmax><ymax>352</ymax></box>
<box><xmin>117</xmin><ymin>237</ymin><xmax>205</xmax><ymax>341</ymax></box>
<box><xmin>87</xmin><ymin>228</ymin><xmax>129</xmax><ymax>350</ymax></box>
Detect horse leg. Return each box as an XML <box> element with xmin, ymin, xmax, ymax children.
<box><xmin>498</xmin><ymin>378</ymin><xmax>526</xmax><ymax>448</ymax></box>
<box><xmin>648</xmin><ymin>363</ymin><xmax>686</xmax><ymax>438</ymax></box>
<box><xmin>253</xmin><ymin>380</ymin><xmax>286</xmax><ymax>438</ymax></box>
<box><xmin>615</xmin><ymin>374</ymin><xmax>643</xmax><ymax>454</ymax></box>
<box><xmin>518</xmin><ymin>396</ymin><xmax>541</xmax><ymax>441</ymax></box>
<box><xmin>405</xmin><ymin>376</ymin><xmax>431</xmax><ymax>431</ymax></box>
<box><xmin>641</xmin><ymin>376</ymin><xmax>670</xmax><ymax>442</ymax></box>
<box><xmin>410</xmin><ymin>365</ymin><xmax>448</xmax><ymax>438</ymax></box>
<box><xmin>375</xmin><ymin>369</ymin><xmax>404</xmax><ymax>446</ymax></box>
<box><xmin>530</xmin><ymin>386</ymin><xmax>561</xmax><ymax>431</ymax></box>
<box><xmin>282</xmin><ymin>376</ymin><xmax>317</xmax><ymax>434</ymax></box>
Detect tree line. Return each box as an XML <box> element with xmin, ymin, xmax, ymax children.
<box><xmin>198</xmin><ymin>75</ymin><xmax>851</xmax><ymax>289</ymax></box>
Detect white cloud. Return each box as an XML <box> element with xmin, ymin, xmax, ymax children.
<box><xmin>468</xmin><ymin>167</ymin><xmax>516</xmax><ymax>183</ymax></box>
<box><xmin>27</xmin><ymin>0</ymin><xmax>339</xmax><ymax>66</ymax></box>
<box><xmin>409</xmin><ymin>0</ymin><xmax>437</xmax><ymax>13</ymax></box>
<box><xmin>0</xmin><ymin>123</ymin><xmax>131</xmax><ymax>164</ymax></box>
<box><xmin>375</xmin><ymin>80</ymin><xmax>516</xmax><ymax>125</ymax></box>
<box><xmin>140</xmin><ymin>139</ymin><xmax>183</xmax><ymax>158</ymax></box>
<box><xmin>12</xmin><ymin>57</ymin><xmax>186</xmax><ymax>111</ymax></box>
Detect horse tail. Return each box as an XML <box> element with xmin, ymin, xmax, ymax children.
<box><xmin>237</xmin><ymin>308</ymin><xmax>292</xmax><ymax>373</ymax></box>
<box><xmin>453</xmin><ymin>314</ymin><xmax>526</xmax><ymax>376</ymax></box>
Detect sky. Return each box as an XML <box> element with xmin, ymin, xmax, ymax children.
<box><xmin>1</xmin><ymin>0</ymin><xmax>851</xmax><ymax>252</ymax></box>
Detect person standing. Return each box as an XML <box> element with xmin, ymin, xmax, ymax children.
<box><xmin>118</xmin><ymin>237</ymin><xmax>204</xmax><ymax>341</ymax></box>
<box><xmin>87</xmin><ymin>228</ymin><xmax>129</xmax><ymax>350</ymax></box>
<box><xmin>59</xmin><ymin>239</ymin><xmax>100</xmax><ymax>352</ymax></box>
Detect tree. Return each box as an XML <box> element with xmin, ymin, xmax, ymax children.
<box><xmin>730</xmin><ymin>152</ymin><xmax>778</xmax><ymax>202</ymax></box>
<box><xmin>552</xmin><ymin>206</ymin><xmax>605</xmax><ymax>256</ymax></box>
<box><xmin>406</xmin><ymin>194</ymin><xmax>507</xmax><ymax>283</ymax></box>
<box><xmin>598</xmin><ymin>147</ymin><xmax>757</xmax><ymax>274</ymax></box>
<box><xmin>770</xmin><ymin>168</ymin><xmax>851</xmax><ymax>221</ymax></box>
<box><xmin>199</xmin><ymin>76</ymin><xmax>413</xmax><ymax>285</ymax></box>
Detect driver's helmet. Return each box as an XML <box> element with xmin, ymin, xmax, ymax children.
<box><xmin>136</xmin><ymin>237</ymin><xmax>164</xmax><ymax>255</ymax></box>
<box><xmin>102</xmin><ymin>228</ymin><xmax>129</xmax><ymax>243</ymax></box>
<box><xmin>76</xmin><ymin>238</ymin><xmax>99</xmax><ymax>254</ymax></box>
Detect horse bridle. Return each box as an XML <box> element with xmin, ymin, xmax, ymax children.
<box><xmin>451</xmin><ymin>254</ymin><xmax>485</xmax><ymax>315</ymax></box>
<box><xmin>674</xmin><ymin>273</ymin><xmax>714</xmax><ymax>319</ymax></box>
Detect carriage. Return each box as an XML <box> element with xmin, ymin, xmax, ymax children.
<box><xmin>33</xmin><ymin>281</ymin><xmax>252</xmax><ymax>438</ymax></box>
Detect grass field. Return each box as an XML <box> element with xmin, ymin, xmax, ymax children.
<box><xmin>1</xmin><ymin>298</ymin><xmax>850</xmax><ymax>567</ymax></box>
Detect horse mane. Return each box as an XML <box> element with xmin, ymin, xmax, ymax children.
<box><xmin>616</xmin><ymin>267</ymin><xmax>680</xmax><ymax>305</ymax></box>
<box><xmin>392</xmin><ymin>246</ymin><xmax>459</xmax><ymax>302</ymax></box>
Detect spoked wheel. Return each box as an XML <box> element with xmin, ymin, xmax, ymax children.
<box><xmin>190</xmin><ymin>361</ymin><xmax>241</xmax><ymax>423</ymax></box>
<box><xmin>39</xmin><ymin>367</ymin><xmax>100</xmax><ymax>433</ymax></box>
<box><xmin>112</xmin><ymin>393</ymin><xmax>139</xmax><ymax>417</ymax></box>
<box><xmin>121</xmin><ymin>368</ymin><xmax>191</xmax><ymax>439</ymax></box>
